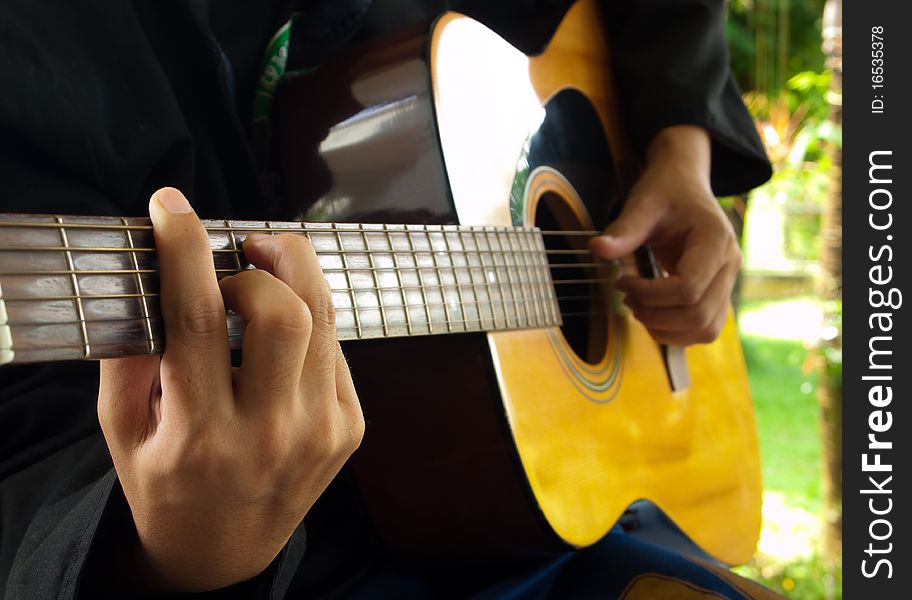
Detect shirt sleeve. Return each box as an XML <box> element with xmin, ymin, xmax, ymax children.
<box><xmin>603</xmin><ymin>0</ymin><xmax>772</xmax><ymax>195</ymax></box>
<box><xmin>0</xmin><ymin>366</ymin><xmax>306</xmax><ymax>600</ymax></box>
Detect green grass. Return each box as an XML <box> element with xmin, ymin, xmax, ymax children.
<box><xmin>741</xmin><ymin>334</ymin><xmax>822</xmax><ymax>512</ymax></box>
<box><xmin>735</xmin><ymin>301</ymin><xmax>842</xmax><ymax>599</ymax></box>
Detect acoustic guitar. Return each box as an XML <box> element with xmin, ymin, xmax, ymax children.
<box><xmin>0</xmin><ymin>0</ymin><xmax>761</xmax><ymax>565</ymax></box>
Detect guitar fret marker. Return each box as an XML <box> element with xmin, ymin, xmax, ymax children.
<box><xmin>442</xmin><ymin>227</ymin><xmax>471</xmax><ymax>331</ymax></box>
<box><xmin>0</xmin><ymin>279</ymin><xmax>12</xmax><ymax>365</ymax></box>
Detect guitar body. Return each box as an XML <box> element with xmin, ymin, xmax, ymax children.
<box><xmin>276</xmin><ymin>0</ymin><xmax>761</xmax><ymax>565</ymax></box>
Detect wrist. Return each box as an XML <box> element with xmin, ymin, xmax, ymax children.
<box><xmin>645</xmin><ymin>125</ymin><xmax>711</xmax><ymax>184</ymax></box>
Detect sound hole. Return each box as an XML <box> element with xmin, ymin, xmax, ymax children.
<box><xmin>535</xmin><ymin>192</ymin><xmax>607</xmax><ymax>364</ymax></box>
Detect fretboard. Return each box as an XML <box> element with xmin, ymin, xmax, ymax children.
<box><xmin>0</xmin><ymin>214</ymin><xmax>562</xmax><ymax>365</ymax></box>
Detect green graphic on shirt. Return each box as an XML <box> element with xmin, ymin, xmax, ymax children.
<box><xmin>252</xmin><ymin>19</ymin><xmax>293</xmax><ymax>126</ymax></box>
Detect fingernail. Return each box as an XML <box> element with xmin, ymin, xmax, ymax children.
<box><xmin>153</xmin><ymin>188</ymin><xmax>193</xmax><ymax>214</ymax></box>
<box><xmin>244</xmin><ymin>234</ymin><xmax>268</xmax><ymax>246</ymax></box>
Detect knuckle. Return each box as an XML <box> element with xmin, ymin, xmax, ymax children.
<box><xmin>275</xmin><ymin>234</ymin><xmax>315</xmax><ymax>270</ymax></box>
<box><xmin>308</xmin><ymin>286</ymin><xmax>336</xmax><ymax>330</ymax></box>
<box><xmin>697</xmin><ymin>322</ymin><xmax>723</xmax><ymax>344</ymax></box>
<box><xmin>253</xmin><ymin>428</ymin><xmax>295</xmax><ymax>478</ymax></box>
<box><xmin>180</xmin><ymin>434</ymin><xmax>237</xmax><ymax>479</ymax></box>
<box><xmin>677</xmin><ymin>281</ymin><xmax>701</xmax><ymax>305</ymax></box>
<box><xmin>692</xmin><ymin>304</ymin><xmax>714</xmax><ymax>329</ymax></box>
<box><xmin>258</xmin><ymin>302</ymin><xmax>313</xmax><ymax>341</ymax></box>
<box><xmin>175</xmin><ymin>294</ymin><xmax>224</xmax><ymax>337</ymax></box>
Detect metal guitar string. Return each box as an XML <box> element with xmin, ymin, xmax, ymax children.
<box><xmin>0</xmin><ymin>218</ymin><xmax>631</xmax><ymax>357</ymax></box>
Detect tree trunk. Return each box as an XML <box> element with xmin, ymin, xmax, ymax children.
<box><xmin>817</xmin><ymin>1</ymin><xmax>842</xmax><ymax>596</ymax></box>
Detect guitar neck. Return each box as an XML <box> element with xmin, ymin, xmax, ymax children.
<box><xmin>0</xmin><ymin>214</ymin><xmax>562</xmax><ymax>365</ymax></box>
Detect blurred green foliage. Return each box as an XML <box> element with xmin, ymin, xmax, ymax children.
<box><xmin>726</xmin><ymin>0</ymin><xmax>826</xmax><ymax>96</ymax></box>
<box><xmin>727</xmin><ymin>1</ymin><xmax>841</xmax><ymax>265</ymax></box>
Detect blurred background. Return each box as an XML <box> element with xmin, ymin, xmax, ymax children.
<box><xmin>722</xmin><ymin>0</ymin><xmax>842</xmax><ymax>598</ymax></box>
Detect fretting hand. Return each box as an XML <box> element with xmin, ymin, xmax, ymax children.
<box><xmin>589</xmin><ymin>126</ymin><xmax>742</xmax><ymax>346</ymax></box>
<box><xmin>97</xmin><ymin>187</ymin><xmax>364</xmax><ymax>591</ymax></box>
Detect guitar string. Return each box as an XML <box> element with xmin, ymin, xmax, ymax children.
<box><xmin>1</xmin><ymin>295</ymin><xmax>612</xmax><ymax>352</ymax></box>
<box><xmin>0</xmin><ymin>298</ymin><xmax>609</xmax><ymax>330</ymax></box>
<box><xmin>0</xmin><ymin>245</ymin><xmax>598</xmax><ymax>258</ymax></box>
<box><xmin>1</xmin><ymin>222</ymin><xmax>631</xmax><ymax>339</ymax></box>
<box><xmin>0</xmin><ymin>277</ymin><xmax>618</xmax><ymax>305</ymax></box>
<box><xmin>0</xmin><ymin>220</ymin><xmax>601</xmax><ymax>237</ymax></box>
<box><xmin>0</xmin><ymin>261</ymin><xmax>631</xmax><ymax>277</ymax></box>
<box><xmin>0</xmin><ymin>283</ymin><xmax>608</xmax><ymax>308</ymax></box>
<box><xmin>3</xmin><ymin>306</ymin><xmax>611</xmax><ymax>358</ymax></box>
<box><xmin>1</xmin><ymin>301</ymin><xmax>609</xmax><ymax>342</ymax></box>
<box><xmin>0</xmin><ymin>263</ymin><xmax>610</xmax><ymax>323</ymax></box>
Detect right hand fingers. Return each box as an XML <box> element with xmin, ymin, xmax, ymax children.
<box><xmin>148</xmin><ymin>188</ymin><xmax>232</xmax><ymax>416</ymax></box>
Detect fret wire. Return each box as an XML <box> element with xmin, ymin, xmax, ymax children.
<box><xmin>122</xmin><ymin>217</ymin><xmax>155</xmax><ymax>354</ymax></box>
<box><xmin>460</xmin><ymin>229</ymin><xmax>488</xmax><ymax>330</ymax></box>
<box><xmin>509</xmin><ymin>229</ymin><xmax>535</xmax><ymax>327</ymax></box>
<box><xmin>512</xmin><ymin>229</ymin><xmax>540</xmax><ymax>327</ymax></box>
<box><xmin>529</xmin><ymin>231</ymin><xmax>546</xmax><ymax>327</ymax></box>
<box><xmin>519</xmin><ymin>230</ymin><xmax>544</xmax><ymax>327</ymax></box>
<box><xmin>499</xmin><ymin>228</ymin><xmax>527</xmax><ymax>327</ymax></box>
<box><xmin>491</xmin><ymin>227</ymin><xmax>515</xmax><ymax>329</ymax></box>
<box><xmin>512</xmin><ymin>230</ymin><xmax>534</xmax><ymax>326</ymax></box>
<box><xmin>491</xmin><ymin>229</ymin><xmax>523</xmax><ymax>329</ymax></box>
<box><xmin>360</xmin><ymin>224</ymin><xmax>389</xmax><ymax>337</ymax></box>
<box><xmin>226</xmin><ymin>220</ymin><xmax>244</xmax><ymax>272</ymax></box>
<box><xmin>0</xmin><ymin>219</ymin><xmax>600</xmax><ymax>237</ymax></box>
<box><xmin>55</xmin><ymin>217</ymin><xmax>91</xmax><ymax>359</ymax></box>
<box><xmin>529</xmin><ymin>230</ymin><xmax>551</xmax><ymax>324</ymax></box>
<box><xmin>383</xmin><ymin>224</ymin><xmax>413</xmax><ymax>335</ymax></box>
<box><xmin>453</xmin><ymin>229</ymin><xmax>484</xmax><ymax>331</ymax></box>
<box><xmin>442</xmin><ymin>227</ymin><xmax>472</xmax><ymax>332</ymax></box>
<box><xmin>428</xmin><ymin>230</ymin><xmax>469</xmax><ymax>331</ymax></box>
<box><xmin>533</xmin><ymin>231</ymin><xmax>554</xmax><ymax>325</ymax></box>
<box><xmin>524</xmin><ymin>233</ymin><xmax>546</xmax><ymax>325</ymax></box>
<box><xmin>536</xmin><ymin>231</ymin><xmax>561</xmax><ymax>325</ymax></box>
<box><xmin>473</xmin><ymin>228</ymin><xmax>504</xmax><ymax>329</ymax></box>
<box><xmin>406</xmin><ymin>227</ymin><xmax>434</xmax><ymax>334</ymax></box>
<box><xmin>334</xmin><ymin>228</ymin><xmax>363</xmax><ymax>338</ymax></box>
<box><xmin>424</xmin><ymin>227</ymin><xmax>454</xmax><ymax>333</ymax></box>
